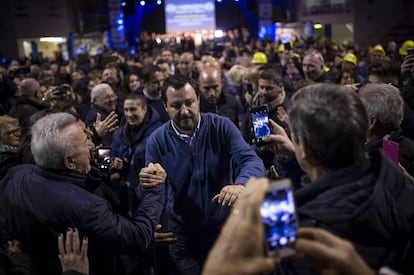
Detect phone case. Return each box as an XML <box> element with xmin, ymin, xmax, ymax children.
<box><xmin>382</xmin><ymin>139</ymin><xmax>399</xmax><ymax>165</ymax></box>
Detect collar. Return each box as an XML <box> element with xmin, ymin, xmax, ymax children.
<box><xmin>143</xmin><ymin>88</ymin><xmax>161</xmax><ymax>100</ymax></box>
<box><xmin>171</xmin><ymin>113</ymin><xmax>201</xmax><ymax>142</ymax></box>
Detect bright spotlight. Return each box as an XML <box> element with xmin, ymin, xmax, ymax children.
<box><xmin>314</xmin><ymin>23</ymin><xmax>323</xmax><ymax>29</ymax></box>
<box><xmin>157</xmin><ymin>0</ymin><xmax>162</xmax><ymax>4</ymax></box>
<box><xmin>140</xmin><ymin>0</ymin><xmax>145</xmax><ymax>6</ymax></box>
<box><xmin>217</xmin><ymin>0</ymin><xmax>222</xmax><ymax>2</ymax></box>
<box><xmin>121</xmin><ymin>1</ymin><xmax>126</xmax><ymax>7</ymax></box>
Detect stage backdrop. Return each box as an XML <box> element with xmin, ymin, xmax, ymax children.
<box><xmin>165</xmin><ymin>0</ymin><xmax>216</xmax><ymax>33</ymax></box>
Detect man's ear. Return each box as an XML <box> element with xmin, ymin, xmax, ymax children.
<box><xmin>368</xmin><ymin>116</ymin><xmax>378</xmax><ymax>131</ymax></box>
<box><xmin>63</xmin><ymin>156</ymin><xmax>76</xmax><ymax>170</ymax></box>
<box><xmin>297</xmin><ymin>136</ymin><xmax>314</xmax><ymax>163</ymax></box>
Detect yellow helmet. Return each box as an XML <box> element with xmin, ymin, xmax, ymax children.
<box><xmin>399</xmin><ymin>40</ymin><xmax>414</xmax><ymax>56</ymax></box>
<box><xmin>251</xmin><ymin>52</ymin><xmax>268</xmax><ymax>65</ymax></box>
<box><xmin>277</xmin><ymin>44</ymin><xmax>285</xmax><ymax>53</ymax></box>
<box><xmin>341</xmin><ymin>53</ymin><xmax>357</xmax><ymax>66</ymax></box>
<box><xmin>369</xmin><ymin>44</ymin><xmax>386</xmax><ymax>56</ymax></box>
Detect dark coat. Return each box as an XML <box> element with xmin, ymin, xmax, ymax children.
<box><xmin>280</xmin><ymin>150</ymin><xmax>414</xmax><ymax>274</ymax></box>
<box><xmin>8</xmin><ymin>98</ymin><xmax>49</xmax><ymax>135</ymax></box>
<box><xmin>111</xmin><ymin>107</ymin><xmax>163</xmax><ymax>187</ymax></box>
<box><xmin>0</xmin><ymin>164</ymin><xmax>165</xmax><ymax>275</ymax></box>
<box><xmin>199</xmin><ymin>91</ymin><xmax>243</xmax><ymax>127</ymax></box>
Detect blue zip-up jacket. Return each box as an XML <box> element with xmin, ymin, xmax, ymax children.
<box><xmin>145</xmin><ymin>112</ymin><xmax>264</xmax><ymax>228</ymax></box>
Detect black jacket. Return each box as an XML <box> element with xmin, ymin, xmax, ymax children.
<box><xmin>0</xmin><ymin>164</ymin><xmax>165</xmax><ymax>275</ymax></box>
<box><xmin>280</xmin><ymin>150</ymin><xmax>414</xmax><ymax>274</ymax></box>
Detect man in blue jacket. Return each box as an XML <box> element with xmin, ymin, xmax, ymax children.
<box><xmin>0</xmin><ymin>112</ymin><xmax>166</xmax><ymax>275</ymax></box>
<box><xmin>141</xmin><ymin>74</ymin><xmax>264</xmax><ymax>275</ymax></box>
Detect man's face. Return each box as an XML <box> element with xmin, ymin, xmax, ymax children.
<box><xmin>158</xmin><ymin>63</ymin><xmax>171</xmax><ymax>79</ymax></box>
<box><xmin>63</xmin><ymin>121</ymin><xmax>94</xmax><ymax>174</ymax></box>
<box><xmin>257</xmin><ymin>78</ymin><xmax>284</xmax><ymax>103</ymax></box>
<box><xmin>199</xmin><ymin>71</ymin><xmax>222</xmax><ymax>105</ymax></box>
<box><xmin>162</xmin><ymin>50</ymin><xmax>173</xmax><ymax>64</ymax></box>
<box><xmin>302</xmin><ymin>54</ymin><xmax>324</xmax><ymax>81</ymax></box>
<box><xmin>178</xmin><ymin>54</ymin><xmax>194</xmax><ymax>77</ymax></box>
<box><xmin>102</xmin><ymin>68</ymin><xmax>118</xmax><ymax>86</ymax></box>
<box><xmin>165</xmin><ymin>83</ymin><xmax>200</xmax><ymax>135</ymax></box>
<box><xmin>124</xmin><ymin>99</ymin><xmax>147</xmax><ymax>127</ymax></box>
<box><xmin>370</xmin><ymin>52</ymin><xmax>384</xmax><ymax>64</ymax></box>
<box><xmin>145</xmin><ymin>73</ymin><xmax>162</xmax><ymax>97</ymax></box>
<box><xmin>95</xmin><ymin>87</ymin><xmax>117</xmax><ymax>112</ymax></box>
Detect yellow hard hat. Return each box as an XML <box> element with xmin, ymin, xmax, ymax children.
<box><xmin>251</xmin><ymin>52</ymin><xmax>268</xmax><ymax>64</ymax></box>
<box><xmin>399</xmin><ymin>40</ymin><xmax>414</xmax><ymax>56</ymax></box>
<box><xmin>370</xmin><ymin>44</ymin><xmax>386</xmax><ymax>56</ymax></box>
<box><xmin>341</xmin><ymin>53</ymin><xmax>357</xmax><ymax>66</ymax></box>
<box><xmin>277</xmin><ymin>44</ymin><xmax>285</xmax><ymax>53</ymax></box>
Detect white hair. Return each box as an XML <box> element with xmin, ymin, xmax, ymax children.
<box><xmin>90</xmin><ymin>83</ymin><xmax>112</xmax><ymax>104</ymax></box>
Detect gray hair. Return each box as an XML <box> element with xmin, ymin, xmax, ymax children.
<box><xmin>359</xmin><ymin>83</ymin><xmax>404</xmax><ymax>131</ymax></box>
<box><xmin>289</xmin><ymin>83</ymin><xmax>368</xmax><ymax>169</ymax></box>
<box><xmin>90</xmin><ymin>83</ymin><xmax>111</xmax><ymax>104</ymax></box>
<box><xmin>31</xmin><ymin>112</ymin><xmax>78</xmax><ymax>169</ymax></box>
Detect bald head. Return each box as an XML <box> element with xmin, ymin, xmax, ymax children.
<box><xmin>178</xmin><ymin>52</ymin><xmax>194</xmax><ymax>77</ymax></box>
<box><xmin>199</xmin><ymin>67</ymin><xmax>222</xmax><ymax>104</ymax></box>
<box><xmin>302</xmin><ymin>51</ymin><xmax>325</xmax><ymax>81</ymax></box>
<box><xmin>19</xmin><ymin>78</ymin><xmax>41</xmax><ymax>98</ymax></box>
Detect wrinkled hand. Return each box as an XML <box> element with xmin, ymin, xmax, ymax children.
<box><xmin>294</xmin><ymin>228</ymin><xmax>375</xmax><ymax>275</ymax></box>
<box><xmin>58</xmin><ymin>228</ymin><xmax>89</xmax><ymax>275</ymax></box>
<box><xmin>8</xmin><ymin>240</ymin><xmax>23</xmax><ymax>255</ymax></box>
<box><xmin>203</xmin><ymin>178</ymin><xmax>278</xmax><ymax>275</ymax></box>
<box><xmin>153</xmin><ymin>224</ymin><xmax>177</xmax><ymax>246</ymax></box>
<box><xmin>262</xmin><ymin>119</ymin><xmax>295</xmax><ymax>159</ymax></box>
<box><xmin>212</xmin><ymin>184</ymin><xmax>245</xmax><ymax>206</ymax></box>
<box><xmin>94</xmin><ymin>112</ymin><xmax>119</xmax><ymax>138</ymax></box>
<box><xmin>139</xmin><ymin>162</ymin><xmax>167</xmax><ymax>188</ymax></box>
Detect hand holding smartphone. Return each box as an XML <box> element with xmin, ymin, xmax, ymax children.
<box><xmin>250</xmin><ymin>106</ymin><xmax>271</xmax><ymax>147</ymax></box>
<box><xmin>97</xmin><ymin>147</ymin><xmax>112</xmax><ymax>170</ymax></box>
<box><xmin>260</xmin><ymin>179</ymin><xmax>298</xmax><ymax>257</ymax></box>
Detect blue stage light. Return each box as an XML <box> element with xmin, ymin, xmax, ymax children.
<box><xmin>140</xmin><ymin>0</ymin><xmax>145</xmax><ymax>6</ymax></box>
<box><xmin>121</xmin><ymin>1</ymin><xmax>126</xmax><ymax>7</ymax></box>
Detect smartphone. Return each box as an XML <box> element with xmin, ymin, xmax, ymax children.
<box><xmin>382</xmin><ymin>139</ymin><xmax>399</xmax><ymax>165</ymax></box>
<box><xmin>250</xmin><ymin>106</ymin><xmax>270</xmax><ymax>147</ymax></box>
<box><xmin>97</xmin><ymin>148</ymin><xmax>112</xmax><ymax>170</ymax></box>
<box><xmin>260</xmin><ymin>179</ymin><xmax>298</xmax><ymax>258</ymax></box>
<box><xmin>56</xmin><ymin>85</ymin><xmax>69</xmax><ymax>99</ymax></box>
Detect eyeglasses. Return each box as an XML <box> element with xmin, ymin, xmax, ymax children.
<box><xmin>6</xmin><ymin>128</ymin><xmax>21</xmax><ymax>136</ymax></box>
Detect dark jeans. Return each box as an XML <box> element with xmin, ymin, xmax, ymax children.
<box><xmin>169</xmin><ymin>227</ymin><xmax>221</xmax><ymax>275</ymax></box>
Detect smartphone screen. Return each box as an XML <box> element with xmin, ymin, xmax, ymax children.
<box><xmin>260</xmin><ymin>179</ymin><xmax>298</xmax><ymax>257</ymax></box>
<box><xmin>382</xmin><ymin>139</ymin><xmax>399</xmax><ymax>165</ymax></box>
<box><xmin>97</xmin><ymin>148</ymin><xmax>112</xmax><ymax>170</ymax></box>
<box><xmin>251</xmin><ymin>106</ymin><xmax>270</xmax><ymax>147</ymax></box>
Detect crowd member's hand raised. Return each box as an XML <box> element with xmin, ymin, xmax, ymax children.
<box><xmin>262</xmin><ymin>119</ymin><xmax>295</xmax><ymax>160</ymax></box>
<box><xmin>58</xmin><ymin>228</ymin><xmax>89</xmax><ymax>275</ymax></box>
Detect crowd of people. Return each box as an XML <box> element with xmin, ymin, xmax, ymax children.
<box><xmin>0</xmin><ymin>29</ymin><xmax>414</xmax><ymax>275</ymax></box>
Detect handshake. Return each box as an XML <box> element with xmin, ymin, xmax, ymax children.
<box><xmin>139</xmin><ymin>162</ymin><xmax>167</xmax><ymax>188</ymax></box>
